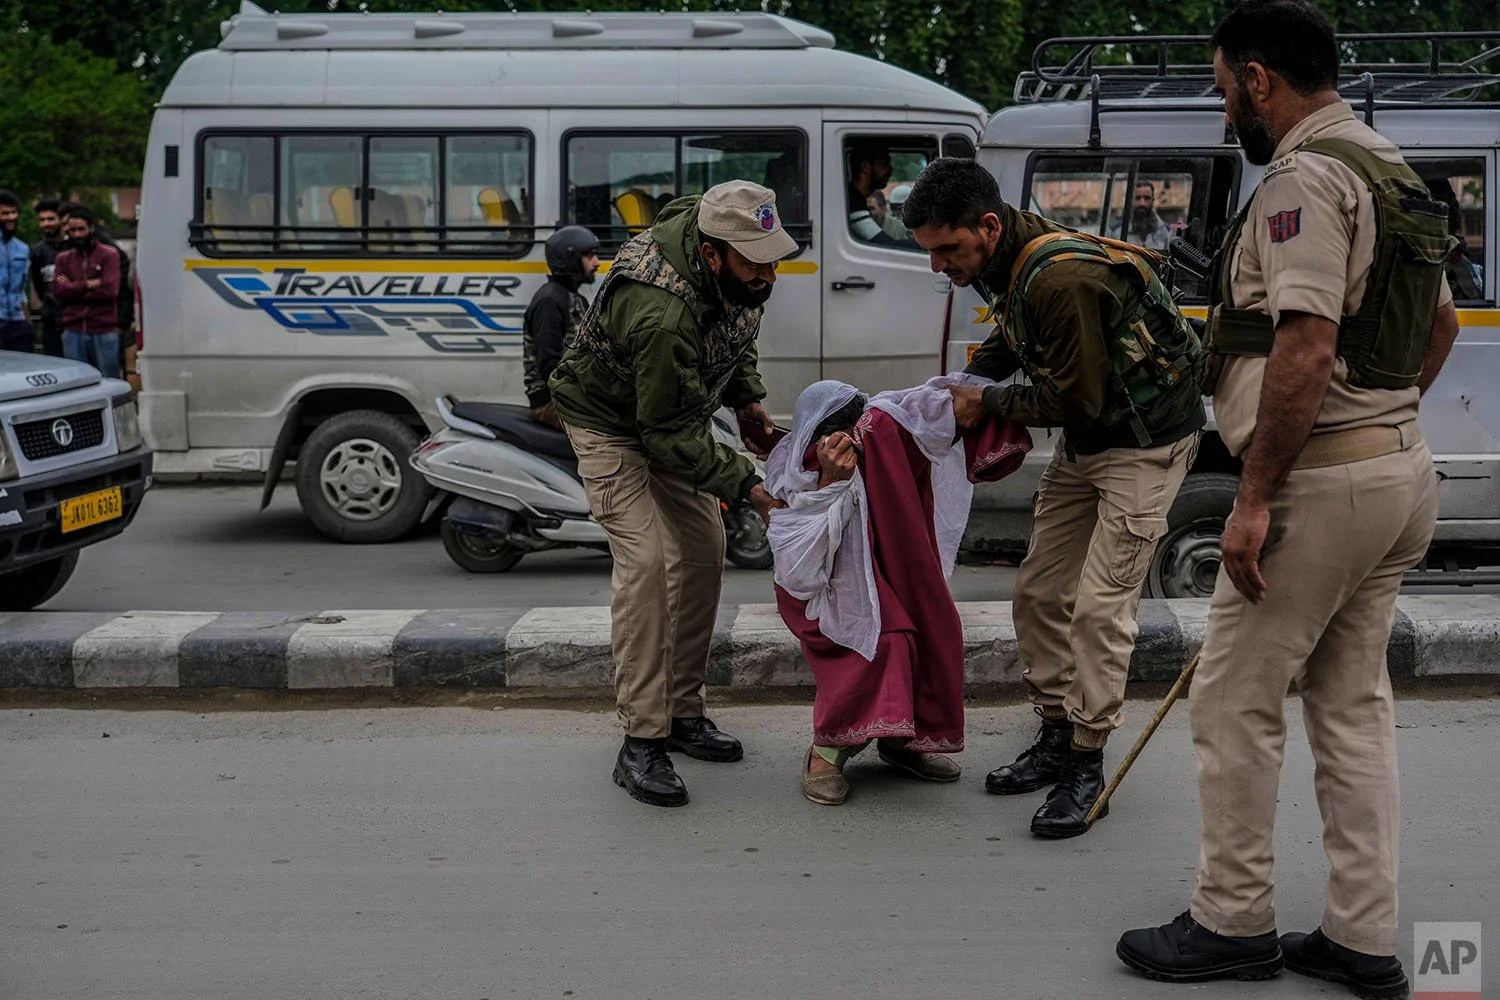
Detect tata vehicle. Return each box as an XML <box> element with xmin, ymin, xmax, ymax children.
<box><xmin>948</xmin><ymin>33</ymin><xmax>1500</xmax><ymax>597</ymax></box>
<box><xmin>135</xmin><ymin>2</ymin><xmax>986</xmax><ymax>543</ymax></box>
<box><xmin>0</xmin><ymin>352</ymin><xmax>152</xmax><ymax>610</ymax></box>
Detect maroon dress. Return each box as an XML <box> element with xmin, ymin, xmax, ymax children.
<box><xmin>775</xmin><ymin>409</ymin><xmax>1029</xmax><ymax>751</ymax></box>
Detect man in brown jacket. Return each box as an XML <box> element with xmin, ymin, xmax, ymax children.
<box><xmin>905</xmin><ymin>158</ymin><xmax>1205</xmax><ymax>839</ymax></box>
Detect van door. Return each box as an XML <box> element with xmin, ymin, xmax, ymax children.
<box><xmin>820</xmin><ymin>123</ymin><xmax>977</xmax><ymax>393</ymax></box>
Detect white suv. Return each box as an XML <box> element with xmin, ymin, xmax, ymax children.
<box><xmin>0</xmin><ymin>351</ymin><xmax>153</xmax><ymax>610</ymax></box>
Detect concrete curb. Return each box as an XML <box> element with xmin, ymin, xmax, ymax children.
<box><xmin>2</xmin><ymin>597</ymin><xmax>1498</xmax><ymax>690</ymax></box>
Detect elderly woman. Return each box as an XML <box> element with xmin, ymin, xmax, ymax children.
<box><xmin>766</xmin><ymin>377</ymin><xmax>1031</xmax><ymax>805</ymax></box>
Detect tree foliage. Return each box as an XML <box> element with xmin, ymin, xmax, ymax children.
<box><xmin>1</xmin><ymin>0</ymin><xmax>1494</xmax><ymax>197</ymax></box>
<box><xmin>0</xmin><ymin>20</ymin><xmax>152</xmax><ymax>228</ymax></box>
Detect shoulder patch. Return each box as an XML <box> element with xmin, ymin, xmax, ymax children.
<box><xmin>1263</xmin><ymin>152</ymin><xmax>1298</xmax><ymax>182</ymax></box>
<box><xmin>1267</xmin><ymin>208</ymin><xmax>1302</xmax><ymax>243</ymax></box>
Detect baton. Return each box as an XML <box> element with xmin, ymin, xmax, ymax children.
<box><xmin>1084</xmin><ymin>650</ymin><xmax>1201</xmax><ymax>826</ymax></box>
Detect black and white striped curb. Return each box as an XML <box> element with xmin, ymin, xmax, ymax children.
<box><xmin>2</xmin><ymin>596</ymin><xmax>1498</xmax><ymax>690</ymax></box>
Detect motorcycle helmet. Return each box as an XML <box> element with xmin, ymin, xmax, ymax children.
<box><xmin>545</xmin><ymin>225</ymin><xmax>602</xmax><ymax>282</ymax></box>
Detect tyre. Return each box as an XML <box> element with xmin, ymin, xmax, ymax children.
<box><xmin>723</xmin><ymin>503</ymin><xmax>773</xmax><ymax>571</ymax></box>
<box><xmin>1145</xmin><ymin>472</ymin><xmax>1239</xmax><ymax>600</ymax></box>
<box><xmin>294</xmin><ymin>409</ymin><xmax>433</xmax><ymax>544</ymax></box>
<box><xmin>0</xmin><ymin>552</ymin><xmax>80</xmax><ymax>611</ymax></box>
<box><xmin>441</xmin><ymin>518</ymin><xmax>526</xmax><ymax>573</ymax></box>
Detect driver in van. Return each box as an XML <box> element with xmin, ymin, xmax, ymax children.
<box><xmin>523</xmin><ymin>226</ymin><xmax>601</xmax><ymax>430</ymax></box>
<box><xmin>846</xmin><ymin>139</ymin><xmax>916</xmax><ymax>248</ymax></box>
<box><xmin>548</xmin><ymin>180</ymin><xmax>796</xmax><ymax>809</ymax></box>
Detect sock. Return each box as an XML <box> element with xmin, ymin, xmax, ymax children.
<box><xmin>814</xmin><ymin>742</ymin><xmax>867</xmax><ymax>768</ymax></box>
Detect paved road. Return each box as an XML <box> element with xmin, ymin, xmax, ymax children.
<box><xmin>47</xmin><ymin>485</ymin><xmax>1019</xmax><ymax>612</ymax></box>
<box><xmin>3</xmin><ymin>697</ymin><xmax>1496</xmax><ymax>1000</ymax></box>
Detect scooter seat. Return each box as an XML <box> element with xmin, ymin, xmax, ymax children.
<box><xmin>449</xmin><ymin>400</ymin><xmax>577</xmax><ymax>462</ymax></box>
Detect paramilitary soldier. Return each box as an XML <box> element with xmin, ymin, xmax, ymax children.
<box><xmin>903</xmin><ymin>157</ymin><xmax>1207</xmax><ymax>839</ymax></box>
<box><xmin>548</xmin><ymin>180</ymin><xmax>794</xmax><ymax>808</ymax></box>
<box><xmin>522</xmin><ymin>225</ymin><xmax>600</xmax><ymax>430</ymax></box>
<box><xmin>1117</xmin><ymin>2</ymin><xmax>1462</xmax><ymax>995</ymax></box>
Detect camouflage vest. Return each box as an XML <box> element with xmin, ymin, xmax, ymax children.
<box><xmin>1206</xmin><ymin>137</ymin><xmax>1454</xmax><ymax>392</ymax></box>
<box><xmin>572</xmin><ymin>232</ymin><xmax>763</xmax><ymax>422</ymax></box>
<box><xmin>986</xmin><ymin>231</ymin><xmax>1204</xmax><ymax>447</ymax></box>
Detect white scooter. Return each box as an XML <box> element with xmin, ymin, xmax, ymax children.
<box><xmin>410</xmin><ymin>395</ymin><xmax>773</xmax><ymax>573</ymax></box>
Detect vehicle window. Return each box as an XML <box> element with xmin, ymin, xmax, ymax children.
<box><xmin>281</xmin><ymin>135</ymin><xmax>363</xmax><ymax>248</ymax></box>
<box><xmin>564</xmin><ymin>131</ymin><xmax>810</xmax><ymax>254</ymax></box>
<box><xmin>202</xmin><ymin>136</ymin><xmax>274</xmax><ymax>235</ymax></box>
<box><xmin>1026</xmin><ymin>154</ymin><xmax>1240</xmax><ymax>302</ymax></box>
<box><xmin>445</xmin><ymin>134</ymin><xmax>532</xmax><ymax>252</ymax></box>
<box><xmin>843</xmin><ymin>134</ymin><xmax>936</xmax><ymax>252</ymax></box>
<box><xmin>942</xmin><ymin>134</ymin><xmax>977</xmax><ymax>160</ymax></box>
<box><xmin>367</xmin><ymin>136</ymin><xmax>438</xmax><ymax>252</ymax></box>
<box><xmin>194</xmin><ymin>131</ymin><xmax>533</xmax><ymax>257</ymax></box>
<box><xmin>1410</xmin><ymin>157</ymin><xmax>1488</xmax><ymax>304</ymax></box>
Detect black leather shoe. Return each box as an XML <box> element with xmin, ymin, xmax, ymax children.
<box><xmin>613</xmin><ymin>737</ymin><xmax>689</xmax><ymax>807</ymax></box>
<box><xmin>665</xmin><ymin>716</ymin><xmax>743</xmax><ymax>762</ymax></box>
<box><xmin>1118</xmin><ymin>911</ymin><xmax>1284</xmax><ymax>984</ymax></box>
<box><xmin>1281</xmin><ymin>928</ymin><xmax>1409</xmax><ymax>999</ymax></box>
<box><xmin>1030</xmin><ymin>745</ymin><xmax>1105</xmax><ymax>838</ymax></box>
<box><xmin>985</xmin><ymin>715</ymin><xmax>1072</xmax><ymax>794</ymax></box>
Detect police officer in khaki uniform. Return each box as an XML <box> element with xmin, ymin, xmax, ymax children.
<box><xmin>1118</xmin><ymin>3</ymin><xmax>1462</xmax><ymax>995</ymax></box>
<box><xmin>904</xmin><ymin>158</ymin><xmax>1206</xmax><ymax>839</ymax></box>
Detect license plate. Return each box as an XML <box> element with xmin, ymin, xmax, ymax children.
<box><xmin>60</xmin><ymin>487</ymin><xmax>123</xmax><ymax>533</ymax></box>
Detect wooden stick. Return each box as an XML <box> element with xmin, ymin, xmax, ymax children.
<box><xmin>1085</xmin><ymin>651</ymin><xmax>1201</xmax><ymax>826</ymax></box>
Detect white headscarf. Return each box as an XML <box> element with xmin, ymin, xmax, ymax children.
<box><xmin>765</xmin><ymin>373</ymin><xmax>994</xmax><ymax>661</ymax></box>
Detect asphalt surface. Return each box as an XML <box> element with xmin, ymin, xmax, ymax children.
<box><xmin>47</xmin><ymin>485</ymin><xmax>1019</xmax><ymax>612</ymax></box>
<box><xmin>3</xmin><ymin>697</ymin><xmax>1496</xmax><ymax>1000</ymax></box>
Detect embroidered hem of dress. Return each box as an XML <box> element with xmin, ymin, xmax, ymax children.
<box><xmin>814</xmin><ymin>719</ymin><xmax>963</xmax><ymax>753</ymax></box>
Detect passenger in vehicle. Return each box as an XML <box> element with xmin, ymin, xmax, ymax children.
<box><xmin>767</xmin><ymin>377</ymin><xmax>1030</xmax><ymax>806</ymax></box>
<box><xmin>1113</xmin><ymin>180</ymin><xmax>1174</xmax><ymax>251</ymax></box>
<box><xmin>846</xmin><ymin>139</ymin><xmax>916</xmax><ymax>248</ymax></box>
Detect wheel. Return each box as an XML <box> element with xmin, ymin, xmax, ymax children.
<box><xmin>0</xmin><ymin>552</ymin><xmax>80</xmax><ymax>611</ymax></box>
<box><xmin>294</xmin><ymin>410</ymin><xmax>433</xmax><ymax>544</ymax></box>
<box><xmin>440</xmin><ymin>518</ymin><xmax>526</xmax><ymax>573</ymax></box>
<box><xmin>1145</xmin><ymin>472</ymin><xmax>1239</xmax><ymax>600</ymax></box>
<box><xmin>723</xmin><ymin>504</ymin><xmax>773</xmax><ymax>571</ymax></box>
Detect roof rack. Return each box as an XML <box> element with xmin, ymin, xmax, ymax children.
<box><xmin>1015</xmin><ymin>32</ymin><xmax>1500</xmax><ymax>149</ymax></box>
<box><xmin>1018</xmin><ymin>32</ymin><xmax>1500</xmax><ymax>104</ymax></box>
<box><xmin>219</xmin><ymin>1</ymin><xmax>836</xmax><ymax>51</ymax></box>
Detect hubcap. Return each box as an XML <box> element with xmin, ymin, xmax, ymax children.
<box><xmin>1151</xmin><ymin>521</ymin><xmax>1224</xmax><ymax>598</ymax></box>
<box><xmin>318</xmin><ymin>437</ymin><xmax>403</xmax><ymax>522</ymax></box>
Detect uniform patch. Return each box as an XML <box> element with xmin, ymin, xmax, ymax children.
<box><xmin>1267</xmin><ymin>208</ymin><xmax>1301</xmax><ymax>243</ymax></box>
<box><xmin>1264</xmin><ymin>152</ymin><xmax>1298</xmax><ymax>181</ymax></box>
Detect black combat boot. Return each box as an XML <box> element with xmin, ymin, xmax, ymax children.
<box><xmin>1280</xmin><ymin>928</ymin><xmax>1409</xmax><ymax>999</ymax></box>
<box><xmin>613</xmin><ymin>737</ymin><xmax>689</xmax><ymax>807</ymax></box>
<box><xmin>984</xmin><ymin>713</ymin><xmax>1073</xmax><ymax>794</ymax></box>
<box><xmin>1030</xmin><ymin>745</ymin><xmax>1106</xmax><ymax>838</ymax></box>
<box><xmin>1117</xmin><ymin>911</ymin><xmax>1284</xmax><ymax>983</ymax></box>
<box><xmin>665</xmin><ymin>716</ymin><xmax>743</xmax><ymax>762</ymax></box>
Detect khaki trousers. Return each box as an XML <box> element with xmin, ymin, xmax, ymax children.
<box><xmin>1190</xmin><ymin>443</ymin><xmax>1437</xmax><ymax>956</ymax></box>
<box><xmin>566</xmin><ymin>425</ymin><xmax>726</xmax><ymax>739</ymax></box>
<box><xmin>1012</xmin><ymin>433</ymin><xmax>1198</xmax><ymax>744</ymax></box>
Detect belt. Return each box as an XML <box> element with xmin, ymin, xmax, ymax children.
<box><xmin>1291</xmin><ymin>420</ymin><xmax>1420</xmax><ymax>471</ymax></box>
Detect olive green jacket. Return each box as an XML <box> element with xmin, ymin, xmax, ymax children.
<box><xmin>549</xmin><ymin>198</ymin><xmax>766</xmax><ymax>501</ymax></box>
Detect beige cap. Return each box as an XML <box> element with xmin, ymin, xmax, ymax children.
<box><xmin>698</xmin><ymin>180</ymin><xmax>798</xmax><ymax>265</ymax></box>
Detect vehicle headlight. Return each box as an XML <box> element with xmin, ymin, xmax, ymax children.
<box><xmin>112</xmin><ymin>397</ymin><xmax>143</xmax><ymax>452</ymax></box>
<box><xmin>0</xmin><ymin>432</ymin><xmax>16</xmax><ymax>482</ymax></box>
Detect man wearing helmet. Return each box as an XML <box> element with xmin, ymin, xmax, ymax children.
<box><xmin>524</xmin><ymin>226</ymin><xmax>601</xmax><ymax>429</ymax></box>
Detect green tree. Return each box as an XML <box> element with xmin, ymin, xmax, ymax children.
<box><xmin>0</xmin><ymin>24</ymin><xmax>151</xmax><ymax>238</ymax></box>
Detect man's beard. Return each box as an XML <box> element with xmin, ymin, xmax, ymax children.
<box><xmin>716</xmin><ymin>267</ymin><xmax>772</xmax><ymax>308</ymax></box>
<box><xmin>1232</xmin><ymin>88</ymin><xmax>1279</xmax><ymax>166</ymax></box>
<box><xmin>0</xmin><ymin>220</ymin><xmax>16</xmax><ymax>239</ymax></box>
<box><xmin>1132</xmin><ymin>207</ymin><xmax>1153</xmax><ymax>230</ymax></box>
